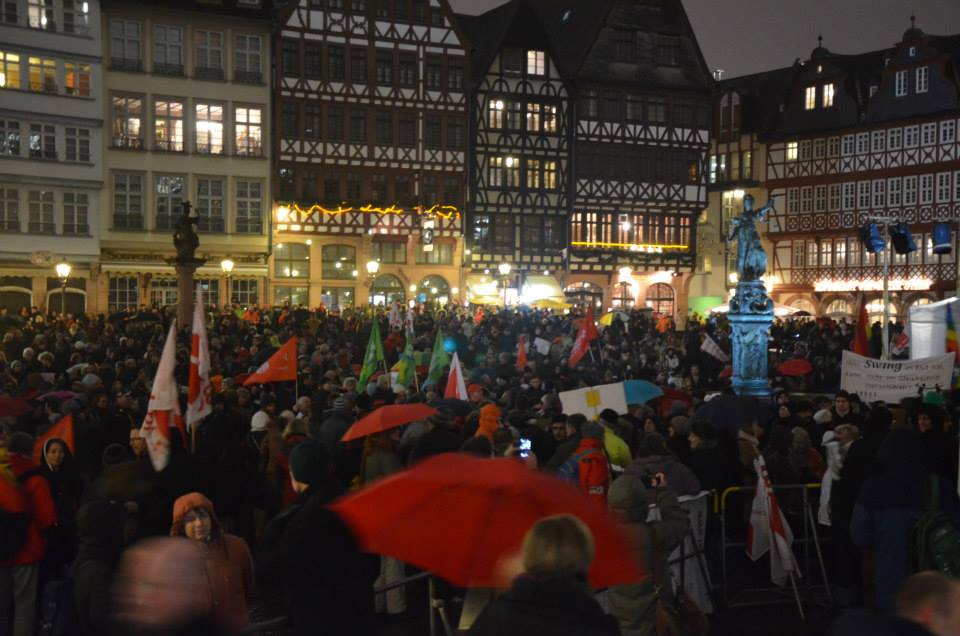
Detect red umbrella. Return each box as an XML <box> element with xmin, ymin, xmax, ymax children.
<box><xmin>719</xmin><ymin>366</ymin><xmax>733</xmax><ymax>379</ymax></box>
<box><xmin>341</xmin><ymin>403</ymin><xmax>438</xmax><ymax>442</ymax></box>
<box><xmin>658</xmin><ymin>386</ymin><xmax>693</xmax><ymax>417</ymax></box>
<box><xmin>778</xmin><ymin>358</ymin><xmax>813</xmax><ymax>377</ymax></box>
<box><xmin>0</xmin><ymin>396</ymin><xmax>32</xmax><ymax>417</ymax></box>
<box><xmin>330</xmin><ymin>453</ymin><xmax>641</xmax><ymax>588</ymax></box>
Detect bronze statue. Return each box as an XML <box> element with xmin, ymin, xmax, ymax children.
<box><xmin>173</xmin><ymin>201</ymin><xmax>200</xmax><ymax>263</ymax></box>
<box><xmin>725</xmin><ymin>194</ymin><xmax>777</xmax><ymax>282</ymax></box>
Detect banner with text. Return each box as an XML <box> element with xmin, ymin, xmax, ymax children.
<box><xmin>840</xmin><ymin>351</ymin><xmax>954</xmax><ymax>403</ymax></box>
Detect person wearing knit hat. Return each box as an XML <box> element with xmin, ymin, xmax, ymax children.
<box><xmin>170</xmin><ymin>492</ymin><xmax>254</xmax><ymax>635</ymax></box>
<box><xmin>598</xmin><ymin>409</ymin><xmax>632</xmax><ymax>470</ymax></box>
<box><xmin>289</xmin><ymin>439</ymin><xmax>334</xmax><ymax>490</ymax></box>
<box><xmin>476</xmin><ymin>403</ymin><xmax>501</xmax><ymax>443</ymax></box>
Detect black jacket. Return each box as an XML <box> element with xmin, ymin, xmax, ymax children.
<box><xmin>408</xmin><ymin>427</ymin><xmax>463</xmax><ymax>465</ymax></box>
<box><xmin>258</xmin><ymin>486</ymin><xmax>379</xmax><ymax>636</ymax></box>
<box><xmin>467</xmin><ymin>574</ymin><xmax>621</xmax><ymax>636</ymax></box>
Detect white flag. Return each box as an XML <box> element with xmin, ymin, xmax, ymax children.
<box><xmin>443</xmin><ymin>352</ymin><xmax>468</xmax><ymax>401</ymax></box>
<box><xmin>388</xmin><ymin>301</ymin><xmax>402</xmax><ymax>329</ymax></box>
<box><xmin>700</xmin><ymin>334</ymin><xmax>730</xmax><ymax>363</ymax></box>
<box><xmin>187</xmin><ymin>288</ymin><xmax>212</xmax><ymax>429</ymax></box>
<box><xmin>746</xmin><ymin>456</ymin><xmax>800</xmax><ymax>586</ymax></box>
<box><xmin>140</xmin><ymin>323</ymin><xmax>184</xmax><ymax>471</ymax></box>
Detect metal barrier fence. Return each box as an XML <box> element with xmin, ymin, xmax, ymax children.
<box><xmin>716</xmin><ymin>482</ymin><xmax>831</xmax><ymax>615</ymax></box>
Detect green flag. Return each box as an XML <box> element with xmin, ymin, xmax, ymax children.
<box><xmin>393</xmin><ymin>325</ymin><xmax>416</xmax><ymax>387</ymax></box>
<box><xmin>424</xmin><ymin>329</ymin><xmax>449</xmax><ymax>388</ymax></box>
<box><xmin>358</xmin><ymin>319</ymin><xmax>385</xmax><ymax>390</ymax></box>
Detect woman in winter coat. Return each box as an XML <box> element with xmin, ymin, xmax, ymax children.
<box><xmin>467</xmin><ymin>514</ymin><xmax>620</xmax><ymax>636</ymax></box>
<box><xmin>606</xmin><ymin>472</ymin><xmax>690</xmax><ymax>636</ymax></box>
<box><xmin>170</xmin><ymin>492</ymin><xmax>255</xmax><ymax>635</ymax></box>
<box><xmin>850</xmin><ymin>428</ymin><xmax>960</xmax><ymax>612</ymax></box>
<box><xmin>360</xmin><ymin>429</ymin><xmax>406</xmax><ymax>617</ymax></box>
<box><xmin>626</xmin><ymin>433</ymin><xmax>701</xmax><ymax>497</ymax></box>
<box><xmin>40</xmin><ymin>437</ymin><xmax>82</xmax><ymax>576</ymax></box>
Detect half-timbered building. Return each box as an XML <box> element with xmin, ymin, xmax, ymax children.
<box><xmin>273</xmin><ymin>0</ymin><xmax>468</xmax><ymax>309</ymax></box>
<box><xmin>705</xmin><ymin>23</ymin><xmax>960</xmax><ymax>321</ymax></box>
<box><xmin>533</xmin><ymin>0</ymin><xmax>712</xmax><ymax>316</ymax></box>
<box><xmin>457</xmin><ymin>0</ymin><xmax>570</xmax><ymax>306</ymax></box>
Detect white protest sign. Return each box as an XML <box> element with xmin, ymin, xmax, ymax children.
<box><xmin>840</xmin><ymin>350</ymin><xmax>954</xmax><ymax>403</ymax></box>
<box><xmin>559</xmin><ymin>382</ymin><xmax>628</xmax><ymax>419</ymax></box>
<box><xmin>533</xmin><ymin>337</ymin><xmax>552</xmax><ymax>356</ymax></box>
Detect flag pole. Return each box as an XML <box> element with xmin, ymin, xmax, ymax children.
<box><xmin>788</xmin><ymin>571</ymin><xmax>804</xmax><ymax>620</ymax></box>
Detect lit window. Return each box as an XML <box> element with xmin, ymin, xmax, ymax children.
<box><xmin>64</xmin><ymin>62</ymin><xmax>91</xmax><ymax>97</ymax></box>
<box><xmin>804</xmin><ymin>86</ymin><xmax>816</xmax><ymax>110</ymax></box>
<box><xmin>543</xmin><ymin>160</ymin><xmax>557</xmax><ymax>189</ymax></box>
<box><xmin>0</xmin><ymin>52</ymin><xmax>21</xmax><ymax>89</ymax></box>
<box><xmin>111</xmin><ymin>96</ymin><xmax>143</xmax><ymax>148</ymax></box>
<box><xmin>28</xmin><ymin>56</ymin><xmax>56</xmax><ymax>93</ymax></box>
<box><xmin>895</xmin><ymin>70</ymin><xmax>908</xmax><ymax>97</ymax></box>
<box><xmin>487</xmin><ymin>99</ymin><xmax>504</xmax><ymax>129</ymax></box>
<box><xmin>235</xmin><ymin>106</ymin><xmax>262</xmax><ymax>156</ymax></box>
<box><xmin>0</xmin><ymin>120</ymin><xmax>20</xmax><ymax>156</ymax></box>
<box><xmin>786</xmin><ymin>141</ymin><xmax>798</xmax><ymax>161</ymax></box>
<box><xmin>195</xmin><ymin>102</ymin><xmax>224</xmax><ymax>154</ymax></box>
<box><xmin>821</xmin><ymin>83</ymin><xmax>834</xmax><ymax>107</ymax></box>
<box><xmin>154</xmin><ymin>100</ymin><xmax>184</xmax><ymax>151</ymax></box>
<box><xmin>916</xmin><ymin>66</ymin><xmax>929</xmax><ymax>94</ymax></box>
<box><xmin>27</xmin><ymin>0</ymin><xmax>53</xmax><ymax>30</ymax></box>
<box><xmin>526</xmin><ymin>158</ymin><xmax>540</xmax><ymax>189</ymax></box>
<box><xmin>526</xmin><ymin>50</ymin><xmax>544</xmax><ymax>76</ymax></box>
<box><xmin>28</xmin><ymin>123</ymin><xmax>55</xmax><ymax>159</ymax></box>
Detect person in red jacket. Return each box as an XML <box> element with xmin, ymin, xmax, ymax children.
<box><xmin>0</xmin><ymin>432</ymin><xmax>57</xmax><ymax>636</ymax></box>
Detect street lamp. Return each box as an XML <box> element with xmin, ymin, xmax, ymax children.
<box><xmin>220</xmin><ymin>259</ymin><xmax>234</xmax><ymax>307</ymax></box>
<box><xmin>498</xmin><ymin>262</ymin><xmax>512</xmax><ymax>306</ymax></box>
<box><xmin>365</xmin><ymin>260</ymin><xmax>380</xmax><ymax>304</ymax></box>
<box><xmin>54</xmin><ymin>262</ymin><xmax>70</xmax><ymax>316</ymax></box>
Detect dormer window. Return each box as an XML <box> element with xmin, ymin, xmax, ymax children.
<box><xmin>822</xmin><ymin>83</ymin><xmax>835</xmax><ymax>107</ymax></box>
<box><xmin>526</xmin><ymin>50</ymin><xmax>545</xmax><ymax>76</ymax></box>
<box><xmin>909</xmin><ymin>46</ymin><xmax>916</xmax><ymax>57</ymax></box>
<box><xmin>804</xmin><ymin>86</ymin><xmax>816</xmax><ymax>110</ymax></box>
<box><xmin>916</xmin><ymin>66</ymin><xmax>929</xmax><ymax>93</ymax></box>
<box><xmin>895</xmin><ymin>70</ymin><xmax>908</xmax><ymax>97</ymax></box>
<box><xmin>816</xmin><ymin>64</ymin><xmax>822</xmax><ymax>74</ymax></box>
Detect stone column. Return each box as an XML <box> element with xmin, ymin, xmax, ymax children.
<box><xmin>171</xmin><ymin>258</ymin><xmax>205</xmax><ymax>328</ymax></box>
<box><xmin>729</xmin><ymin>280</ymin><xmax>773</xmax><ymax>398</ymax></box>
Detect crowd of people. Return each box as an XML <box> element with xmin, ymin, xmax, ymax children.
<box><xmin>0</xmin><ymin>301</ymin><xmax>956</xmax><ymax>636</ymax></box>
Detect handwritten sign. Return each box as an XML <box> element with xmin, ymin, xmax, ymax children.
<box><xmin>559</xmin><ymin>382</ymin><xmax>628</xmax><ymax>419</ymax></box>
<box><xmin>840</xmin><ymin>351</ymin><xmax>954</xmax><ymax>403</ymax></box>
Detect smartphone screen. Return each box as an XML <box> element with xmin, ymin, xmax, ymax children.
<box><xmin>519</xmin><ymin>438</ymin><xmax>532</xmax><ymax>458</ymax></box>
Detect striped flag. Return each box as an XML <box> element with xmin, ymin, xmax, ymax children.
<box><xmin>186</xmin><ymin>288</ymin><xmax>212</xmax><ymax>429</ymax></box>
<box><xmin>700</xmin><ymin>334</ymin><xmax>730</xmax><ymax>363</ymax></box>
<box><xmin>946</xmin><ymin>303</ymin><xmax>959</xmax><ymax>389</ymax></box>
<box><xmin>747</xmin><ymin>456</ymin><xmax>800</xmax><ymax>586</ymax></box>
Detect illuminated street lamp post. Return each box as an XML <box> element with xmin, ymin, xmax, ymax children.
<box><xmin>55</xmin><ymin>261</ymin><xmax>71</xmax><ymax>316</ymax></box>
<box><xmin>498</xmin><ymin>262</ymin><xmax>512</xmax><ymax>306</ymax></box>
<box><xmin>365</xmin><ymin>260</ymin><xmax>380</xmax><ymax>305</ymax></box>
<box><xmin>220</xmin><ymin>259</ymin><xmax>234</xmax><ymax>307</ymax></box>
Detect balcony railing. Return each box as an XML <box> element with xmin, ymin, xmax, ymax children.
<box><xmin>194</xmin><ymin>66</ymin><xmax>224</xmax><ymax>81</ymax></box>
<box><xmin>233</xmin><ymin>70</ymin><xmax>263</xmax><ymax>84</ymax></box>
<box><xmin>153</xmin><ymin>62</ymin><xmax>184</xmax><ymax>77</ymax></box>
<box><xmin>111</xmin><ymin>57</ymin><xmax>144</xmax><ymax>73</ymax></box>
<box><xmin>63</xmin><ymin>224</ymin><xmax>89</xmax><ymax>235</ymax></box>
<box><xmin>155</xmin><ymin>214</ymin><xmax>177</xmax><ymax>231</ymax></box>
<box><xmin>790</xmin><ymin>263</ymin><xmax>955</xmax><ymax>287</ymax></box>
<box><xmin>28</xmin><ymin>222</ymin><xmax>54</xmax><ymax>234</ymax></box>
<box><xmin>112</xmin><ymin>136</ymin><xmax>143</xmax><ymax>150</ymax></box>
<box><xmin>197</xmin><ymin>217</ymin><xmax>225</xmax><ymax>233</ymax></box>
<box><xmin>113</xmin><ymin>214</ymin><xmax>144</xmax><ymax>230</ymax></box>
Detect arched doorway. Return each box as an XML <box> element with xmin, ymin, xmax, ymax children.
<box><xmin>417</xmin><ymin>275</ymin><xmax>449</xmax><ymax>305</ymax></box>
<box><xmin>646</xmin><ymin>283</ymin><xmax>675</xmax><ymax>317</ymax></box>
<box><xmin>47</xmin><ymin>289</ymin><xmax>86</xmax><ymax>315</ymax></box>
<box><xmin>866</xmin><ymin>299</ymin><xmax>898</xmax><ymax>324</ymax></box>
<box><xmin>0</xmin><ymin>287</ymin><xmax>32</xmax><ymax>314</ymax></box>
<box><xmin>370</xmin><ymin>274</ymin><xmax>404</xmax><ymax>306</ymax></box>
<box><xmin>785</xmin><ymin>297</ymin><xmax>816</xmax><ymax>315</ymax></box>
<box><xmin>564</xmin><ymin>281</ymin><xmax>603</xmax><ymax>309</ymax></box>
<box><xmin>824</xmin><ymin>297</ymin><xmax>853</xmax><ymax>319</ymax></box>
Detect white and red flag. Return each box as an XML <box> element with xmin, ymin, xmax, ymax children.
<box><xmin>187</xmin><ymin>288</ymin><xmax>212</xmax><ymax>429</ymax></box>
<box><xmin>443</xmin><ymin>351</ymin><xmax>468</xmax><ymax>401</ymax></box>
<box><xmin>568</xmin><ymin>306</ymin><xmax>598</xmax><ymax>368</ymax></box>
<box><xmin>243</xmin><ymin>337</ymin><xmax>298</xmax><ymax>385</ymax></box>
<box><xmin>746</xmin><ymin>455</ymin><xmax>800</xmax><ymax>586</ymax></box>
<box><xmin>140</xmin><ymin>323</ymin><xmax>186</xmax><ymax>471</ymax></box>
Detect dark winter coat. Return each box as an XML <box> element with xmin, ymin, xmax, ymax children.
<box><xmin>467</xmin><ymin>574</ymin><xmax>621</xmax><ymax>636</ymax></box>
<box><xmin>683</xmin><ymin>439</ymin><xmax>739</xmax><ymax>493</ymax></box>
<box><xmin>626</xmin><ymin>454</ymin><xmax>702</xmax><ymax>497</ymax></box>
<box><xmin>258</xmin><ymin>486</ymin><xmax>379</xmax><ymax>636</ymax></box>
<box><xmin>72</xmin><ymin>500</ymin><xmax>127</xmax><ymax>636</ymax></box>
<box><xmin>407</xmin><ymin>426</ymin><xmax>463</xmax><ymax>465</ymax></box>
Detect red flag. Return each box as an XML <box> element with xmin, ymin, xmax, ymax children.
<box><xmin>474</xmin><ymin>307</ymin><xmax>484</xmax><ymax>324</ymax></box>
<box><xmin>516</xmin><ymin>335</ymin><xmax>528</xmax><ymax>371</ymax></box>
<box><xmin>141</xmin><ymin>323</ymin><xmax>186</xmax><ymax>471</ymax></box>
<box><xmin>851</xmin><ymin>296</ymin><xmax>871</xmax><ymax>357</ymax></box>
<box><xmin>33</xmin><ymin>414</ymin><xmax>75</xmax><ymax>464</ymax></box>
<box><xmin>244</xmin><ymin>337</ymin><xmax>298</xmax><ymax>385</ymax></box>
<box><xmin>443</xmin><ymin>352</ymin><xmax>468</xmax><ymax>401</ymax></box>
<box><xmin>568</xmin><ymin>306</ymin><xmax>598</xmax><ymax>368</ymax></box>
<box><xmin>187</xmin><ymin>289</ymin><xmax>212</xmax><ymax>429</ymax></box>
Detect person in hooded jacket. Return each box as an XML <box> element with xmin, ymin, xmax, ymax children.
<box><xmin>626</xmin><ymin>433</ymin><xmax>701</xmax><ymax>497</ymax></box>
<box><xmin>72</xmin><ymin>500</ymin><xmax>127</xmax><ymax>636</ymax></box>
<box><xmin>606</xmin><ymin>472</ymin><xmax>690</xmax><ymax>636</ymax></box>
<box><xmin>467</xmin><ymin>514</ymin><xmax>620</xmax><ymax>636</ymax></box>
<box><xmin>39</xmin><ymin>437</ymin><xmax>82</xmax><ymax>577</ymax></box>
<box><xmin>850</xmin><ymin>428</ymin><xmax>960</xmax><ymax>612</ymax></box>
<box><xmin>169</xmin><ymin>492</ymin><xmax>254</xmax><ymax>635</ymax></box>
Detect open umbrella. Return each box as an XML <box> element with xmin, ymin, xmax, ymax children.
<box><xmin>777</xmin><ymin>358</ymin><xmax>813</xmax><ymax>377</ymax></box>
<box><xmin>623</xmin><ymin>380</ymin><xmax>663</xmax><ymax>405</ymax></box>
<box><xmin>341</xmin><ymin>403</ymin><xmax>438</xmax><ymax>442</ymax></box>
<box><xmin>0</xmin><ymin>396</ymin><xmax>32</xmax><ymax>417</ymax></box>
<box><xmin>431</xmin><ymin>398</ymin><xmax>473</xmax><ymax>417</ymax></box>
<box><xmin>38</xmin><ymin>390</ymin><xmax>77</xmax><ymax>401</ymax></box>
<box><xmin>658</xmin><ymin>386</ymin><xmax>693</xmax><ymax>417</ymax></box>
<box><xmin>598</xmin><ymin>311</ymin><xmax>629</xmax><ymax>327</ymax></box>
<box><xmin>693</xmin><ymin>394</ymin><xmax>771</xmax><ymax>433</ymax></box>
<box><xmin>330</xmin><ymin>453</ymin><xmax>641</xmax><ymax>588</ymax></box>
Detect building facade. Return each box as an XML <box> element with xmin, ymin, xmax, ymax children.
<box><xmin>272</xmin><ymin>0</ymin><xmax>469</xmax><ymax>310</ymax></box>
<box><xmin>703</xmin><ymin>25</ymin><xmax>960</xmax><ymax>321</ymax></box>
<box><xmin>97</xmin><ymin>0</ymin><xmax>273</xmax><ymax>313</ymax></box>
<box><xmin>0</xmin><ymin>0</ymin><xmax>103</xmax><ymax>314</ymax></box>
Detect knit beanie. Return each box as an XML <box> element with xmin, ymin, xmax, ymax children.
<box><xmin>289</xmin><ymin>439</ymin><xmax>331</xmax><ymax>486</ymax></box>
<box><xmin>170</xmin><ymin>492</ymin><xmax>219</xmax><ymax>537</ymax></box>
<box><xmin>599</xmin><ymin>408</ymin><xmax>619</xmax><ymax>426</ymax></box>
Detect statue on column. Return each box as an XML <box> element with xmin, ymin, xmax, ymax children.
<box><xmin>173</xmin><ymin>201</ymin><xmax>200</xmax><ymax>263</ymax></box>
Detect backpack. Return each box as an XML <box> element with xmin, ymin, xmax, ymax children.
<box><xmin>914</xmin><ymin>476</ymin><xmax>960</xmax><ymax>576</ymax></box>
<box><xmin>557</xmin><ymin>447</ymin><xmax>610</xmax><ymax>502</ymax></box>
<box><xmin>0</xmin><ymin>468</ymin><xmax>41</xmax><ymax>562</ymax></box>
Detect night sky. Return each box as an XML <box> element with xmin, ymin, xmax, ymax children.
<box><xmin>449</xmin><ymin>0</ymin><xmax>960</xmax><ymax>77</ymax></box>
